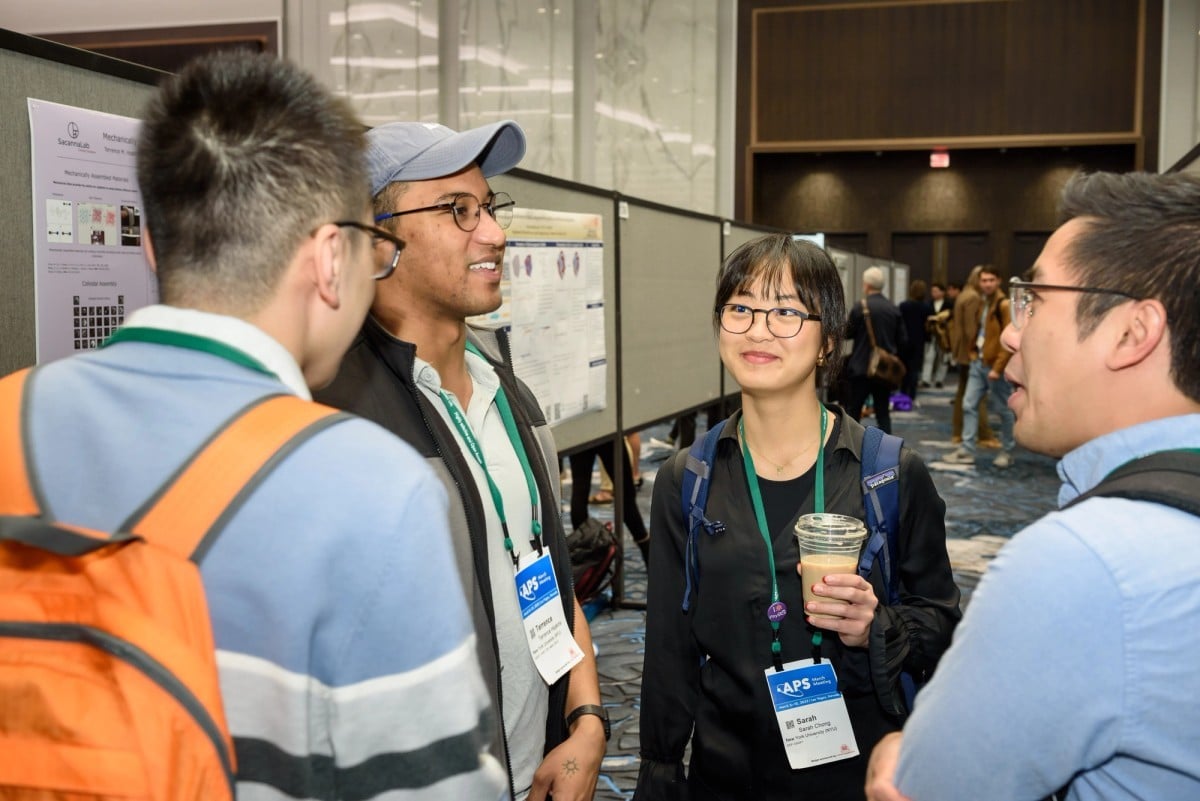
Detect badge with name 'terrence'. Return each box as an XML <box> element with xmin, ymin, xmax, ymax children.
<box><xmin>516</xmin><ymin>551</ymin><xmax>583</xmax><ymax>684</ymax></box>
<box><xmin>764</xmin><ymin>659</ymin><xmax>859</xmax><ymax>769</ymax></box>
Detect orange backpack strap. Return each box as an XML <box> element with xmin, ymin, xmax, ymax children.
<box><xmin>0</xmin><ymin>368</ymin><xmax>41</xmax><ymax>517</ymax></box>
<box><xmin>1</xmin><ymin>367</ymin><xmax>139</xmax><ymax>554</ymax></box>
<box><xmin>124</xmin><ymin>394</ymin><xmax>350</xmax><ymax>560</ymax></box>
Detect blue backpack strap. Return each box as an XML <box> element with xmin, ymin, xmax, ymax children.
<box><xmin>858</xmin><ymin>426</ymin><xmax>903</xmax><ymax>605</ymax></box>
<box><xmin>679</xmin><ymin>419</ymin><xmax>727</xmax><ymax>613</ymax></box>
<box><xmin>859</xmin><ymin>426</ymin><xmax>918</xmax><ymax>711</ymax></box>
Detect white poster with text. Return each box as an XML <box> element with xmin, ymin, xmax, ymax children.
<box><xmin>28</xmin><ymin>98</ymin><xmax>155</xmax><ymax>364</ymax></box>
<box><xmin>471</xmin><ymin>208</ymin><xmax>606</xmax><ymax>426</ymax></box>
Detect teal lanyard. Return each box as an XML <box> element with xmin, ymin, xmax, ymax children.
<box><xmin>438</xmin><ymin>342</ymin><xmax>543</xmax><ymax>566</ymax></box>
<box><xmin>741</xmin><ymin>404</ymin><xmax>828</xmax><ymax>670</ymax></box>
<box><xmin>103</xmin><ymin>326</ymin><xmax>279</xmax><ymax>379</ymax></box>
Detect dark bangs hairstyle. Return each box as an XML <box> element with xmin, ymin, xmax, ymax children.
<box><xmin>714</xmin><ymin>233</ymin><xmax>847</xmax><ymax>386</ymax></box>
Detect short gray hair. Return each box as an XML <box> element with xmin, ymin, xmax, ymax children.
<box><xmin>862</xmin><ymin>266</ymin><xmax>885</xmax><ymax>290</ymax></box>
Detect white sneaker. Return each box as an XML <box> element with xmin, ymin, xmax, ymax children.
<box><xmin>993</xmin><ymin>452</ymin><xmax>1013</xmax><ymax>469</ymax></box>
<box><xmin>943</xmin><ymin>447</ymin><xmax>976</xmax><ymax>464</ymax></box>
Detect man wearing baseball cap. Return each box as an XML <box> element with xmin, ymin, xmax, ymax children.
<box><xmin>317</xmin><ymin>121</ymin><xmax>605</xmax><ymax>801</ymax></box>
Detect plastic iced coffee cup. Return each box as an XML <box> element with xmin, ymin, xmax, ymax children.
<box><xmin>794</xmin><ymin>513</ymin><xmax>867</xmax><ymax>620</ymax></box>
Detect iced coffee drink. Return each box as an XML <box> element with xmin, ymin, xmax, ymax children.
<box><xmin>794</xmin><ymin>513</ymin><xmax>867</xmax><ymax>620</ymax></box>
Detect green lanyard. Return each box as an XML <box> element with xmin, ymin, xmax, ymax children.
<box><xmin>438</xmin><ymin>342</ymin><xmax>543</xmax><ymax>566</ymax></box>
<box><xmin>103</xmin><ymin>326</ymin><xmax>279</xmax><ymax>380</ymax></box>
<box><xmin>741</xmin><ymin>404</ymin><xmax>828</xmax><ymax>670</ymax></box>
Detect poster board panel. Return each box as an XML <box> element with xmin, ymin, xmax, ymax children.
<box><xmin>827</xmin><ymin>247</ymin><xmax>855</xmax><ymax>309</ymax></box>
<box><xmin>490</xmin><ymin>171</ymin><xmax>617</xmax><ymax>453</ymax></box>
<box><xmin>891</xmin><ymin>260</ymin><xmax>910</xmax><ymax>302</ymax></box>
<box><xmin>619</xmin><ymin>203</ymin><xmax>723</xmax><ymax>430</ymax></box>
<box><xmin>1</xmin><ymin>34</ymin><xmax>158</xmax><ymax>375</ymax></box>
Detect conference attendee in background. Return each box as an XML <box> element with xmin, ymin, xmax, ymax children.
<box><xmin>638</xmin><ymin>234</ymin><xmax>960</xmax><ymax>801</ymax></box>
<box><xmin>1</xmin><ymin>52</ymin><xmax>506</xmax><ymax>799</ymax></box>
<box><xmin>898</xmin><ymin>279</ymin><xmax>931</xmax><ymax>400</ymax></box>
<box><xmin>568</xmin><ymin>435</ymin><xmax>651</xmax><ymax>566</ymax></box>
<box><xmin>317</xmin><ymin>120</ymin><xmax>604</xmax><ymax>801</ymax></box>
<box><xmin>947</xmin><ymin>267</ymin><xmax>998</xmax><ymax>448</ymax></box>
<box><xmin>866</xmin><ymin>170</ymin><xmax>1200</xmax><ymax>801</ymax></box>
<box><xmin>944</xmin><ymin>265</ymin><xmax>1016</xmax><ymax>469</ymax></box>
<box><xmin>920</xmin><ymin>283</ymin><xmax>951</xmax><ymax>389</ymax></box>
<box><xmin>844</xmin><ymin>266</ymin><xmax>907</xmax><ymax>434</ymax></box>
<box><xmin>670</xmin><ymin>403</ymin><xmax>732</xmax><ymax>451</ymax></box>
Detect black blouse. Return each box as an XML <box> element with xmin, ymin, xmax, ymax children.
<box><xmin>637</xmin><ymin>405</ymin><xmax>961</xmax><ymax>801</ymax></box>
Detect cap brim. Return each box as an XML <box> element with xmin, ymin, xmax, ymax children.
<box><xmin>377</xmin><ymin>120</ymin><xmax>526</xmax><ymax>189</ymax></box>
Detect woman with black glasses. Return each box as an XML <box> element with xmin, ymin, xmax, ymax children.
<box><xmin>636</xmin><ymin>234</ymin><xmax>961</xmax><ymax>801</ymax></box>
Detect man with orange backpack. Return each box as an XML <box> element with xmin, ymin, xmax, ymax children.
<box><xmin>0</xmin><ymin>52</ymin><xmax>507</xmax><ymax>800</ymax></box>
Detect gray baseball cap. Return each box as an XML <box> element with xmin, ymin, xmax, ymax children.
<box><xmin>364</xmin><ymin>120</ymin><xmax>527</xmax><ymax>196</ymax></box>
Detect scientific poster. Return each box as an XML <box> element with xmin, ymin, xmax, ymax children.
<box><xmin>28</xmin><ymin>98</ymin><xmax>156</xmax><ymax>363</ymax></box>
<box><xmin>472</xmin><ymin>208</ymin><xmax>606</xmax><ymax>426</ymax></box>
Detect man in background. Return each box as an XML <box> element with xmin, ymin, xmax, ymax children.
<box><xmin>3</xmin><ymin>52</ymin><xmax>505</xmax><ymax>799</ymax></box>
<box><xmin>945</xmin><ymin>264</ymin><xmax>1016</xmax><ymax>468</ymax></box>
<box><xmin>947</xmin><ymin>268</ymin><xmax>998</xmax><ymax>449</ymax></box>
<box><xmin>866</xmin><ymin>170</ymin><xmax>1200</xmax><ymax>800</ymax></box>
<box><xmin>844</xmin><ymin>265</ymin><xmax>907</xmax><ymax>433</ymax></box>
<box><xmin>318</xmin><ymin>120</ymin><xmax>606</xmax><ymax>801</ymax></box>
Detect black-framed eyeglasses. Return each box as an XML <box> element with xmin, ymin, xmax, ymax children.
<box><xmin>1008</xmin><ymin>278</ymin><xmax>1140</xmax><ymax>331</ymax></box>
<box><xmin>374</xmin><ymin>191</ymin><xmax>515</xmax><ymax>233</ymax></box>
<box><xmin>716</xmin><ymin>303</ymin><xmax>821</xmax><ymax>338</ymax></box>
<box><xmin>332</xmin><ymin>221</ymin><xmax>404</xmax><ymax>280</ymax></box>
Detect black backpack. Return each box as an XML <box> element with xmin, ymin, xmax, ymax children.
<box><xmin>1063</xmin><ymin>448</ymin><xmax>1200</xmax><ymax>514</ymax></box>
<box><xmin>1046</xmin><ymin>447</ymin><xmax>1200</xmax><ymax>801</ymax></box>
<box><xmin>566</xmin><ymin>517</ymin><xmax>618</xmax><ymax>603</ymax></box>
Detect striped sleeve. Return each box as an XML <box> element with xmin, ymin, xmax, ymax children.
<box><xmin>218</xmin><ymin>644</ymin><xmax>508</xmax><ymax>801</ymax></box>
<box><xmin>209</xmin><ymin>429</ymin><xmax>509</xmax><ymax>801</ymax></box>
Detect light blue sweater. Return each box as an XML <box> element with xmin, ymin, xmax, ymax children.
<box><xmin>21</xmin><ymin>307</ymin><xmax>508</xmax><ymax>801</ymax></box>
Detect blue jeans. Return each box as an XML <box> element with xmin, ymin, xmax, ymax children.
<box><xmin>961</xmin><ymin>357</ymin><xmax>1015</xmax><ymax>452</ymax></box>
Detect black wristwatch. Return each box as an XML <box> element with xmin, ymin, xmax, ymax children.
<box><xmin>565</xmin><ymin>704</ymin><xmax>611</xmax><ymax>741</ymax></box>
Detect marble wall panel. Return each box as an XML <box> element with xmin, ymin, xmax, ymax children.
<box><xmin>323</xmin><ymin>0</ymin><xmax>720</xmax><ymax>213</ymax></box>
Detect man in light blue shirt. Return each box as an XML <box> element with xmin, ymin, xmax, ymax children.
<box><xmin>865</xmin><ymin>170</ymin><xmax>1200</xmax><ymax>801</ymax></box>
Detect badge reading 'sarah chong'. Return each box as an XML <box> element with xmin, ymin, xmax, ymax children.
<box><xmin>764</xmin><ymin>659</ymin><xmax>859</xmax><ymax>769</ymax></box>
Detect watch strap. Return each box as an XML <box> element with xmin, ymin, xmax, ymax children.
<box><xmin>565</xmin><ymin>704</ymin><xmax>610</xmax><ymax>740</ymax></box>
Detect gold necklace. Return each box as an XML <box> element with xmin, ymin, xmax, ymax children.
<box><xmin>746</xmin><ymin>436</ymin><xmax>819</xmax><ymax>476</ymax></box>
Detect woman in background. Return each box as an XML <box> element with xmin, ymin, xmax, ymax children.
<box><xmin>898</xmin><ymin>280</ymin><xmax>932</xmax><ymax>400</ymax></box>
<box><xmin>920</xmin><ymin>282</ymin><xmax>952</xmax><ymax>389</ymax></box>
<box><xmin>636</xmin><ymin>234</ymin><xmax>960</xmax><ymax>801</ymax></box>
